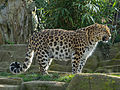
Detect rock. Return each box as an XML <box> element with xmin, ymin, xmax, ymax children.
<box><xmin>109</xmin><ymin>42</ymin><xmax>120</xmax><ymax>59</ymax></box>
<box><xmin>0</xmin><ymin>32</ymin><xmax>3</xmax><ymax>44</ymax></box>
<box><xmin>67</xmin><ymin>73</ymin><xmax>120</xmax><ymax>90</ymax></box>
<box><xmin>84</xmin><ymin>55</ymin><xmax>99</xmax><ymax>71</ymax></box>
<box><xmin>0</xmin><ymin>62</ymin><xmax>9</xmax><ymax>71</ymax></box>
<box><xmin>0</xmin><ymin>52</ymin><xmax>12</xmax><ymax>62</ymax></box>
<box><xmin>0</xmin><ymin>77</ymin><xmax>23</xmax><ymax>85</ymax></box>
<box><xmin>114</xmin><ymin>52</ymin><xmax>120</xmax><ymax>59</ymax></box>
<box><xmin>95</xmin><ymin>59</ymin><xmax>120</xmax><ymax>73</ymax></box>
<box><xmin>0</xmin><ymin>85</ymin><xmax>20</xmax><ymax>90</ymax></box>
<box><xmin>0</xmin><ymin>0</ymin><xmax>35</xmax><ymax>44</ymax></box>
<box><xmin>49</xmin><ymin>64</ymin><xmax>72</xmax><ymax>72</ymax></box>
<box><xmin>99</xmin><ymin>60</ymin><xmax>120</xmax><ymax>67</ymax></box>
<box><xmin>0</xmin><ymin>44</ymin><xmax>36</xmax><ymax>68</ymax></box>
<box><xmin>21</xmin><ymin>81</ymin><xmax>67</xmax><ymax>90</ymax></box>
<box><xmin>0</xmin><ymin>44</ymin><xmax>26</xmax><ymax>63</ymax></box>
<box><xmin>94</xmin><ymin>67</ymin><xmax>111</xmax><ymax>73</ymax></box>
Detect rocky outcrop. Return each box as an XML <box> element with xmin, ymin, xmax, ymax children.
<box><xmin>21</xmin><ymin>81</ymin><xmax>67</xmax><ymax>90</ymax></box>
<box><xmin>0</xmin><ymin>32</ymin><xmax>3</xmax><ymax>44</ymax></box>
<box><xmin>0</xmin><ymin>77</ymin><xmax>23</xmax><ymax>85</ymax></box>
<box><xmin>0</xmin><ymin>77</ymin><xmax>67</xmax><ymax>90</ymax></box>
<box><xmin>67</xmin><ymin>73</ymin><xmax>120</xmax><ymax>90</ymax></box>
<box><xmin>0</xmin><ymin>0</ymin><xmax>38</xmax><ymax>44</ymax></box>
<box><xmin>0</xmin><ymin>85</ymin><xmax>20</xmax><ymax>90</ymax></box>
<box><xmin>0</xmin><ymin>77</ymin><xmax>22</xmax><ymax>90</ymax></box>
<box><xmin>1</xmin><ymin>74</ymin><xmax>120</xmax><ymax>90</ymax></box>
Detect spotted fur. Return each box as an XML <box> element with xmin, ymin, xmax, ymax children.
<box><xmin>9</xmin><ymin>23</ymin><xmax>111</xmax><ymax>74</ymax></box>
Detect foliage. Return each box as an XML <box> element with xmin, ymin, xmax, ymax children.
<box><xmin>5</xmin><ymin>40</ymin><xmax>15</xmax><ymax>44</ymax></box>
<box><xmin>35</xmin><ymin>0</ymin><xmax>120</xmax><ymax>43</ymax></box>
<box><xmin>111</xmin><ymin>74</ymin><xmax>120</xmax><ymax>77</ymax></box>
<box><xmin>35</xmin><ymin>0</ymin><xmax>118</xmax><ymax>29</ymax></box>
<box><xmin>0</xmin><ymin>72</ymin><xmax>74</xmax><ymax>82</ymax></box>
<box><xmin>57</xmin><ymin>74</ymin><xmax>75</xmax><ymax>83</ymax></box>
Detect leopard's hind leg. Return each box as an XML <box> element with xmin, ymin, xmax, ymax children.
<box><xmin>36</xmin><ymin>50</ymin><xmax>53</xmax><ymax>75</ymax></box>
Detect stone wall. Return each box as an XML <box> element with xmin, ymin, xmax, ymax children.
<box><xmin>0</xmin><ymin>43</ymin><xmax>120</xmax><ymax>73</ymax></box>
<box><xmin>0</xmin><ymin>32</ymin><xmax>3</xmax><ymax>44</ymax></box>
<box><xmin>0</xmin><ymin>77</ymin><xmax>67</xmax><ymax>90</ymax></box>
<box><xmin>0</xmin><ymin>0</ymin><xmax>38</xmax><ymax>44</ymax></box>
<box><xmin>67</xmin><ymin>73</ymin><xmax>120</xmax><ymax>90</ymax></box>
<box><xmin>0</xmin><ymin>74</ymin><xmax>120</xmax><ymax>90</ymax></box>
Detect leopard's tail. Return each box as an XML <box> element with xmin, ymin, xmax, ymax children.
<box><xmin>9</xmin><ymin>48</ymin><xmax>34</xmax><ymax>74</ymax></box>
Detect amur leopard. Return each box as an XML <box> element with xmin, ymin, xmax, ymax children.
<box><xmin>9</xmin><ymin>23</ymin><xmax>111</xmax><ymax>74</ymax></box>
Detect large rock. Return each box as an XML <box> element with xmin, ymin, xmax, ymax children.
<box><xmin>0</xmin><ymin>77</ymin><xmax>23</xmax><ymax>85</ymax></box>
<box><xmin>0</xmin><ymin>44</ymin><xmax>27</xmax><ymax>63</ymax></box>
<box><xmin>0</xmin><ymin>0</ymin><xmax>36</xmax><ymax>44</ymax></box>
<box><xmin>0</xmin><ymin>85</ymin><xmax>20</xmax><ymax>90</ymax></box>
<box><xmin>114</xmin><ymin>51</ymin><xmax>120</xmax><ymax>59</ymax></box>
<box><xmin>49</xmin><ymin>60</ymin><xmax>72</xmax><ymax>72</ymax></box>
<box><xmin>0</xmin><ymin>32</ymin><xmax>3</xmax><ymax>44</ymax></box>
<box><xmin>21</xmin><ymin>81</ymin><xmax>67</xmax><ymax>90</ymax></box>
<box><xmin>0</xmin><ymin>77</ymin><xmax>22</xmax><ymax>90</ymax></box>
<box><xmin>109</xmin><ymin>42</ymin><xmax>120</xmax><ymax>59</ymax></box>
<box><xmin>99</xmin><ymin>60</ymin><xmax>120</xmax><ymax>67</ymax></box>
<box><xmin>95</xmin><ymin>59</ymin><xmax>120</xmax><ymax>73</ymax></box>
<box><xmin>67</xmin><ymin>73</ymin><xmax>120</xmax><ymax>90</ymax></box>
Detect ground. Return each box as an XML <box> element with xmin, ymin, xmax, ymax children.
<box><xmin>0</xmin><ymin>72</ymin><xmax>74</xmax><ymax>83</ymax></box>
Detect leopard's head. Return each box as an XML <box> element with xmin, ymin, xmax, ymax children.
<box><xmin>96</xmin><ymin>23</ymin><xmax>111</xmax><ymax>42</ymax></box>
<box><xmin>88</xmin><ymin>23</ymin><xmax>111</xmax><ymax>43</ymax></box>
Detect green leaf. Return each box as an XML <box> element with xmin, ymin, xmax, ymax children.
<box><xmin>87</xmin><ymin>14</ymin><xmax>91</xmax><ymax>24</ymax></box>
<box><xmin>69</xmin><ymin>17</ymin><xmax>74</xmax><ymax>26</ymax></box>
<box><xmin>112</xmin><ymin>1</ymin><xmax>116</xmax><ymax>7</ymax></box>
<box><xmin>89</xmin><ymin>15</ymin><xmax>95</xmax><ymax>23</ymax></box>
<box><xmin>82</xmin><ymin>14</ymin><xmax>87</xmax><ymax>24</ymax></box>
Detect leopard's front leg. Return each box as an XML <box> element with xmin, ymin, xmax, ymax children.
<box><xmin>77</xmin><ymin>58</ymin><xmax>87</xmax><ymax>73</ymax></box>
<box><xmin>71</xmin><ymin>51</ymin><xmax>83</xmax><ymax>74</ymax></box>
<box><xmin>72</xmin><ymin>58</ymin><xmax>87</xmax><ymax>74</ymax></box>
<box><xmin>71</xmin><ymin>48</ymin><xmax>88</xmax><ymax>74</ymax></box>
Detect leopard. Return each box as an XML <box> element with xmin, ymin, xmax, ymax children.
<box><xmin>9</xmin><ymin>23</ymin><xmax>111</xmax><ymax>75</ymax></box>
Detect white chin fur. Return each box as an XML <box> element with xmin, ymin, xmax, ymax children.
<box><xmin>103</xmin><ymin>41</ymin><xmax>108</xmax><ymax>43</ymax></box>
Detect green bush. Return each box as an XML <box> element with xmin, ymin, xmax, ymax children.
<box><xmin>0</xmin><ymin>72</ymin><xmax>74</xmax><ymax>82</ymax></box>
<box><xmin>35</xmin><ymin>0</ymin><xmax>120</xmax><ymax>43</ymax></box>
<box><xmin>36</xmin><ymin>0</ymin><xmax>118</xmax><ymax>29</ymax></box>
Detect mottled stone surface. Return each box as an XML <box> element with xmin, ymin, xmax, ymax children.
<box><xmin>67</xmin><ymin>73</ymin><xmax>120</xmax><ymax>90</ymax></box>
<box><xmin>0</xmin><ymin>0</ymin><xmax>36</xmax><ymax>44</ymax></box>
<box><xmin>0</xmin><ymin>77</ymin><xmax>22</xmax><ymax>90</ymax></box>
<box><xmin>0</xmin><ymin>85</ymin><xmax>20</xmax><ymax>90</ymax></box>
<box><xmin>0</xmin><ymin>77</ymin><xmax>23</xmax><ymax>85</ymax></box>
<box><xmin>21</xmin><ymin>81</ymin><xmax>67</xmax><ymax>90</ymax></box>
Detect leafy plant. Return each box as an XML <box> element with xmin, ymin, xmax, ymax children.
<box><xmin>5</xmin><ymin>40</ymin><xmax>15</xmax><ymax>44</ymax></box>
<box><xmin>36</xmin><ymin>0</ymin><xmax>118</xmax><ymax>28</ymax></box>
<box><xmin>0</xmin><ymin>72</ymin><xmax>75</xmax><ymax>82</ymax></box>
<box><xmin>35</xmin><ymin>0</ymin><xmax>120</xmax><ymax>44</ymax></box>
<box><xmin>57</xmin><ymin>74</ymin><xmax>75</xmax><ymax>83</ymax></box>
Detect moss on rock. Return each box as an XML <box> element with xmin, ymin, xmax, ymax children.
<box><xmin>67</xmin><ymin>73</ymin><xmax>120</xmax><ymax>90</ymax></box>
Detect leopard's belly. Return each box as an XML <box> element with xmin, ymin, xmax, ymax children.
<box><xmin>48</xmin><ymin>46</ymin><xmax>74</xmax><ymax>61</ymax></box>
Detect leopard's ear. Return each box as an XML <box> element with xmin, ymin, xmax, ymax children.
<box><xmin>94</xmin><ymin>23</ymin><xmax>98</xmax><ymax>24</ymax></box>
<box><xmin>94</xmin><ymin>23</ymin><xmax>99</xmax><ymax>27</ymax></box>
